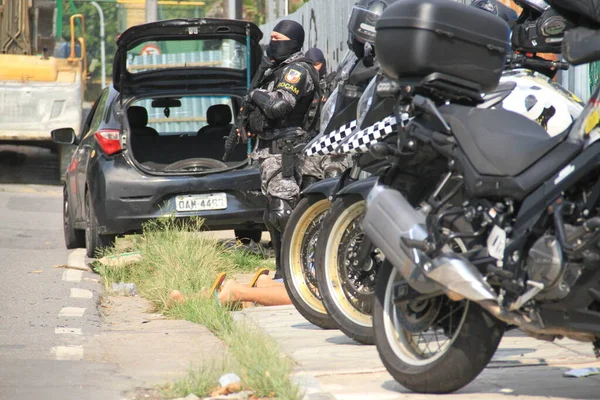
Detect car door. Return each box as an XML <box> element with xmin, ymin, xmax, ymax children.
<box><xmin>73</xmin><ymin>89</ymin><xmax>111</xmax><ymax>223</ymax></box>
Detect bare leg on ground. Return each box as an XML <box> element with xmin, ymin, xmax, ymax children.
<box><xmin>254</xmin><ymin>274</ymin><xmax>283</xmax><ymax>288</ymax></box>
<box><xmin>218</xmin><ymin>280</ymin><xmax>291</xmax><ymax>306</ymax></box>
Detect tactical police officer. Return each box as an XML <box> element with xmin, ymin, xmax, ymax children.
<box><xmin>244</xmin><ymin>20</ymin><xmax>321</xmax><ymax>278</ymax></box>
<box><xmin>298</xmin><ymin>47</ymin><xmax>350</xmax><ymax>188</ymax></box>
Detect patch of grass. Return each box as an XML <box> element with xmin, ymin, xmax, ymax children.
<box><xmin>166</xmin><ymin>358</ymin><xmax>233</xmax><ymax>398</ymax></box>
<box><xmin>96</xmin><ymin>218</ymin><xmax>273</xmax><ymax>310</ymax></box>
<box><xmin>169</xmin><ymin>298</ymin><xmax>298</xmax><ymax>398</ymax></box>
<box><xmin>96</xmin><ymin>217</ymin><xmax>300</xmax><ymax>400</ymax></box>
<box><xmin>225</xmin><ymin>323</ymin><xmax>299</xmax><ymax>399</ymax></box>
<box><xmin>223</xmin><ymin>245</ymin><xmax>276</xmax><ymax>272</ymax></box>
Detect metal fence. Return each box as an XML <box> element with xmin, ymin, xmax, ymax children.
<box><xmin>260</xmin><ymin>0</ymin><xmax>592</xmax><ymax>101</ymax></box>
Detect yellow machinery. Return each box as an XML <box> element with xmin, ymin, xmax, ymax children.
<box><xmin>0</xmin><ymin>0</ymin><xmax>86</xmax><ymax>180</ymax></box>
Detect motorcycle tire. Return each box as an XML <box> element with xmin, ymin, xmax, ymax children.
<box><xmin>315</xmin><ymin>195</ymin><xmax>378</xmax><ymax>345</ymax></box>
<box><xmin>373</xmin><ymin>260</ymin><xmax>505</xmax><ymax>394</ymax></box>
<box><xmin>281</xmin><ymin>196</ymin><xmax>339</xmax><ymax>330</ymax></box>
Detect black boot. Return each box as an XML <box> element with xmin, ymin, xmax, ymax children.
<box><xmin>264</xmin><ymin>196</ymin><xmax>293</xmax><ymax>279</ymax></box>
<box><xmin>271</xmin><ymin>230</ymin><xmax>283</xmax><ymax>280</ymax></box>
<box><xmin>264</xmin><ymin>209</ymin><xmax>284</xmax><ymax>279</ymax></box>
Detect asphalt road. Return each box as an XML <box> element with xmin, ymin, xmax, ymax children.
<box><xmin>0</xmin><ymin>146</ymin><xmax>130</xmax><ymax>400</ymax></box>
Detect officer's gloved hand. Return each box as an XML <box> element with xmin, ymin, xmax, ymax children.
<box><xmin>249</xmin><ymin>89</ymin><xmax>271</xmax><ymax>112</ymax></box>
<box><xmin>260</xmin><ymin>56</ymin><xmax>275</xmax><ymax>69</ymax></box>
<box><xmin>249</xmin><ymin>89</ymin><xmax>266</xmax><ymax>98</ymax></box>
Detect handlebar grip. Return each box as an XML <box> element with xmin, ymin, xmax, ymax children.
<box><xmin>554</xmin><ymin>61</ymin><xmax>570</xmax><ymax>70</ymax></box>
<box><xmin>524</xmin><ymin>57</ymin><xmax>570</xmax><ymax>71</ymax></box>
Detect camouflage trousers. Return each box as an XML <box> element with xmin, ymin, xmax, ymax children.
<box><xmin>251</xmin><ymin>148</ymin><xmax>351</xmax><ymax>201</ymax></box>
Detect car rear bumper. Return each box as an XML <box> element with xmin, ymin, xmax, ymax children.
<box><xmin>89</xmin><ymin>155</ymin><xmax>266</xmax><ymax>235</ymax></box>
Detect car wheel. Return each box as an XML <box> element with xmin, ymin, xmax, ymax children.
<box><xmin>63</xmin><ymin>188</ymin><xmax>85</xmax><ymax>249</ymax></box>
<box><xmin>85</xmin><ymin>191</ymin><xmax>115</xmax><ymax>258</ymax></box>
<box><xmin>235</xmin><ymin>229</ymin><xmax>263</xmax><ymax>244</ymax></box>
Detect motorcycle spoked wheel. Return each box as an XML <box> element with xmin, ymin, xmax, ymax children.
<box><xmin>281</xmin><ymin>196</ymin><xmax>339</xmax><ymax>329</ymax></box>
<box><xmin>373</xmin><ymin>257</ymin><xmax>505</xmax><ymax>394</ymax></box>
<box><xmin>315</xmin><ymin>195</ymin><xmax>381</xmax><ymax>344</ymax></box>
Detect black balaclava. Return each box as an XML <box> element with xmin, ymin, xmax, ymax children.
<box><xmin>269</xmin><ymin>20</ymin><xmax>305</xmax><ymax>64</ymax></box>
<box><xmin>305</xmin><ymin>47</ymin><xmax>327</xmax><ymax>78</ymax></box>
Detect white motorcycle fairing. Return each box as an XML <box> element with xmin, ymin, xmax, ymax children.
<box><xmin>483</xmin><ymin>69</ymin><xmax>584</xmax><ymax>137</ymax></box>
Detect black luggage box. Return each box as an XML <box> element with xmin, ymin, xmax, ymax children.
<box><xmin>375</xmin><ymin>0</ymin><xmax>511</xmax><ymax>93</ymax></box>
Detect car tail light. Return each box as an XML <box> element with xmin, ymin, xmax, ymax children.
<box><xmin>94</xmin><ymin>129</ymin><xmax>122</xmax><ymax>156</ymax></box>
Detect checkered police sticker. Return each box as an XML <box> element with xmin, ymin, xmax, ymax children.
<box><xmin>304</xmin><ymin>120</ymin><xmax>358</xmax><ymax>156</ymax></box>
<box><xmin>339</xmin><ymin>116</ymin><xmax>398</xmax><ymax>154</ymax></box>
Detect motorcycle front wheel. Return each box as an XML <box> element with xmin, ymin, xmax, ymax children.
<box><xmin>281</xmin><ymin>196</ymin><xmax>339</xmax><ymax>329</ymax></box>
<box><xmin>373</xmin><ymin>260</ymin><xmax>505</xmax><ymax>393</ymax></box>
<box><xmin>316</xmin><ymin>195</ymin><xmax>381</xmax><ymax>344</ymax></box>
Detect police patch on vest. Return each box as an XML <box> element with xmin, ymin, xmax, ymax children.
<box><xmin>285</xmin><ymin>69</ymin><xmax>302</xmax><ymax>84</ymax></box>
<box><xmin>277</xmin><ymin>82</ymin><xmax>300</xmax><ymax>95</ymax></box>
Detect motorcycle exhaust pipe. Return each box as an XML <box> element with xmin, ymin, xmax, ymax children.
<box><xmin>363</xmin><ymin>185</ymin><xmax>497</xmax><ymax>302</ymax></box>
<box><xmin>363</xmin><ymin>185</ymin><xmax>442</xmax><ymax>294</ymax></box>
<box><xmin>427</xmin><ymin>255</ymin><xmax>497</xmax><ymax>303</ymax></box>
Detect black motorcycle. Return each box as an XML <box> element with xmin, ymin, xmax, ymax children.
<box><xmin>362</xmin><ymin>0</ymin><xmax>600</xmax><ymax>394</ymax></box>
<box><xmin>312</xmin><ymin>0</ymin><xmax>578</xmax><ymax>346</ymax></box>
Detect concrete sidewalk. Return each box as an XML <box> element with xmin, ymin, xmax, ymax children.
<box><xmin>85</xmin><ymin>296</ymin><xmax>226</xmax><ymax>399</ymax></box>
<box><xmin>236</xmin><ymin>305</ymin><xmax>600</xmax><ymax>400</ymax></box>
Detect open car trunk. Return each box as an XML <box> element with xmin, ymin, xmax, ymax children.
<box><xmin>113</xmin><ymin>18</ymin><xmax>263</xmax><ymax>174</ymax></box>
<box><xmin>126</xmin><ymin>93</ymin><xmax>251</xmax><ymax>174</ymax></box>
<box><xmin>130</xmin><ymin>133</ymin><xmax>251</xmax><ymax>173</ymax></box>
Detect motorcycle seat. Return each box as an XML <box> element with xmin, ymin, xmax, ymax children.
<box><xmin>441</xmin><ymin>104</ymin><xmax>567</xmax><ymax>177</ymax></box>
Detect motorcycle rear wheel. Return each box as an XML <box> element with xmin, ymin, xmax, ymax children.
<box><xmin>281</xmin><ymin>196</ymin><xmax>339</xmax><ymax>329</ymax></box>
<box><xmin>316</xmin><ymin>195</ymin><xmax>379</xmax><ymax>344</ymax></box>
<box><xmin>373</xmin><ymin>260</ymin><xmax>505</xmax><ymax>393</ymax></box>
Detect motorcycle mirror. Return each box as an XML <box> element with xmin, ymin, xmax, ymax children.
<box><xmin>563</xmin><ymin>25</ymin><xmax>600</xmax><ymax>65</ymax></box>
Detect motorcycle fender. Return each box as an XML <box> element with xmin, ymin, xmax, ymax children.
<box><xmin>301</xmin><ymin>177</ymin><xmax>341</xmax><ymax>198</ymax></box>
<box><xmin>335</xmin><ymin>175</ymin><xmax>378</xmax><ymax>200</ymax></box>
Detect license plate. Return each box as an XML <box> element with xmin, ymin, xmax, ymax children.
<box><xmin>175</xmin><ymin>193</ymin><xmax>227</xmax><ymax>212</ymax></box>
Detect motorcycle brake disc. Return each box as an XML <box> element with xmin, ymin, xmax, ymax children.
<box><xmin>395</xmin><ymin>297</ymin><xmax>443</xmax><ymax>333</ymax></box>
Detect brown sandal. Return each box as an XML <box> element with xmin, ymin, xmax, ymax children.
<box><xmin>210</xmin><ymin>272</ymin><xmax>227</xmax><ymax>295</ymax></box>
<box><xmin>249</xmin><ymin>267</ymin><xmax>270</xmax><ymax>288</ymax></box>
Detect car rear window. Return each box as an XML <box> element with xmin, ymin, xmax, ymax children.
<box><xmin>126</xmin><ymin>38</ymin><xmax>248</xmax><ymax>74</ymax></box>
<box><xmin>133</xmin><ymin>95</ymin><xmax>234</xmax><ymax>135</ymax></box>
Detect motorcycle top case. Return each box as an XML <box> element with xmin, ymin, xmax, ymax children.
<box><xmin>375</xmin><ymin>0</ymin><xmax>511</xmax><ymax>93</ymax></box>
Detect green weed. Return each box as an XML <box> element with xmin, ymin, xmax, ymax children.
<box><xmin>96</xmin><ymin>217</ymin><xmax>299</xmax><ymax>399</ymax></box>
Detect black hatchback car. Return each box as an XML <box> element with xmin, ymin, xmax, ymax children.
<box><xmin>52</xmin><ymin>19</ymin><xmax>267</xmax><ymax>257</ymax></box>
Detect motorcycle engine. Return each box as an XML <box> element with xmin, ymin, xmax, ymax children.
<box><xmin>526</xmin><ymin>235</ymin><xmax>571</xmax><ymax>301</ymax></box>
